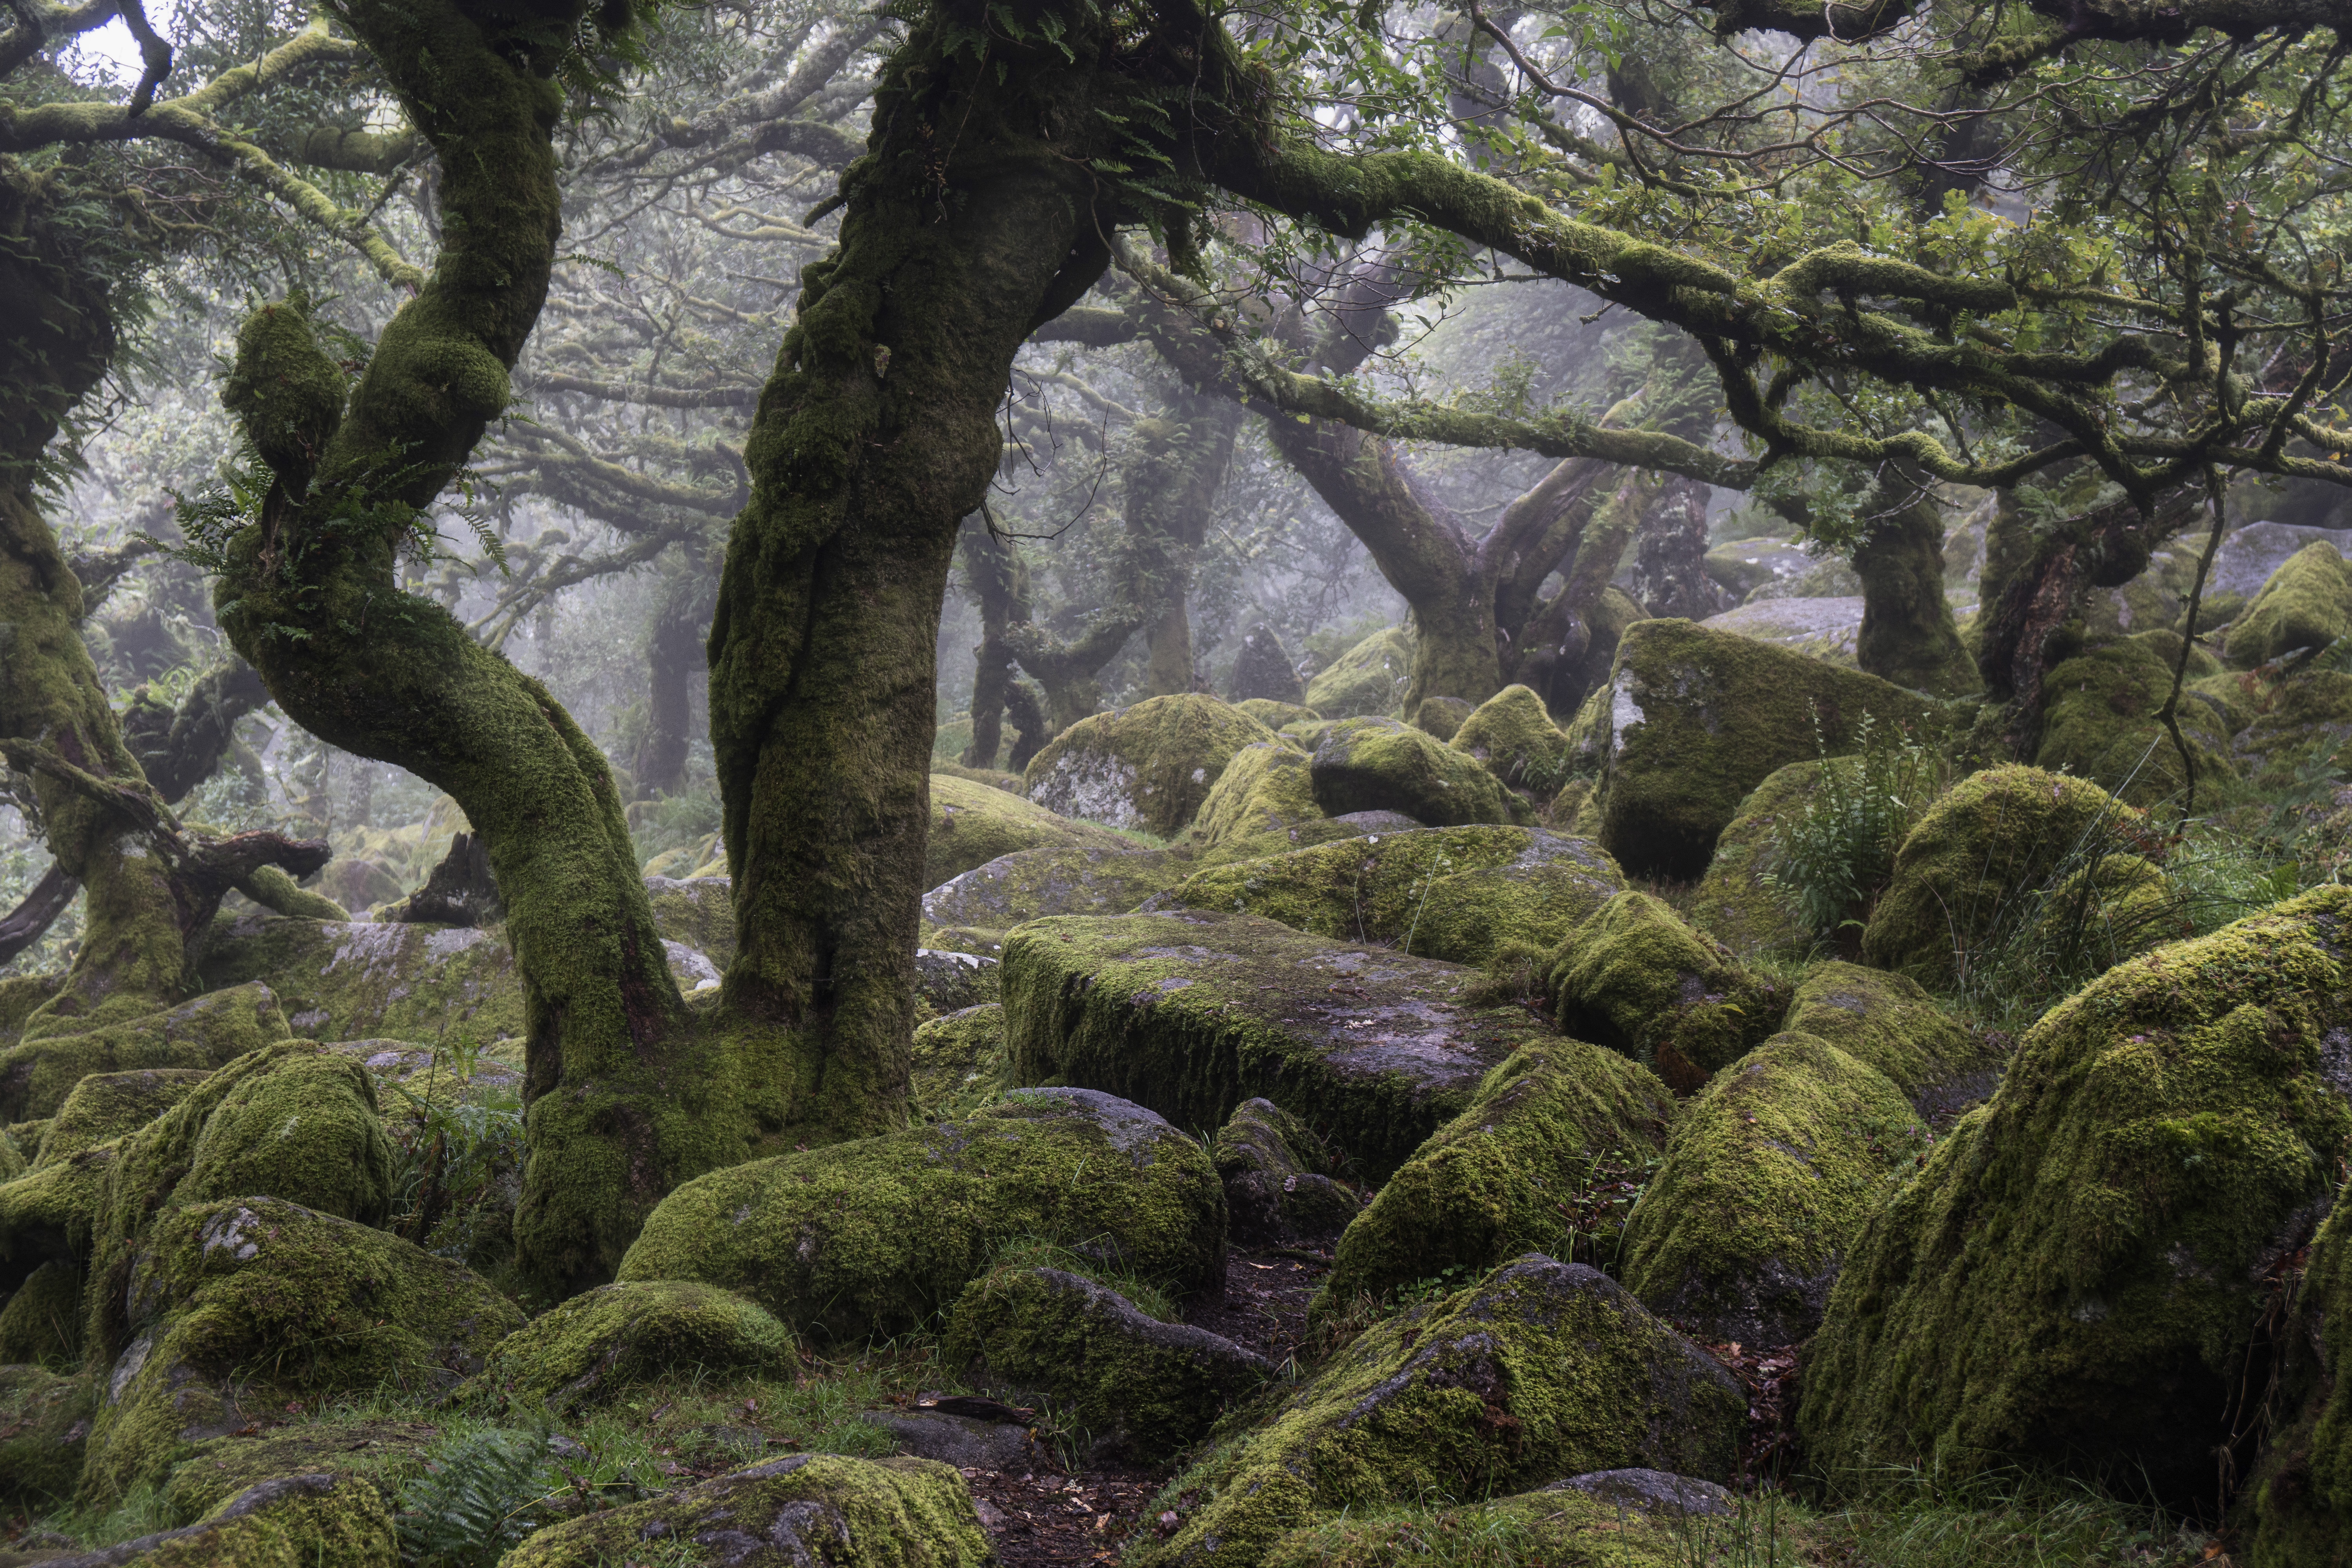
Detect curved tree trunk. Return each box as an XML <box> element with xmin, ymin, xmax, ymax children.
<box><xmin>1137</xmin><ymin>393</ymin><xmax>1242</xmax><ymax>696</ymax></box>
<box><xmin>1627</xmin><ymin>475</ymin><xmax>1728</xmax><ymax>621</ymax></box>
<box><xmin>1853</xmin><ymin>482</ymin><xmax>1977</xmax><ymax>695</ymax></box>
<box><xmin>958</xmin><ymin>515</ymin><xmax>1023</xmax><ymax>770</ymax></box>
<box><xmin>632</xmin><ymin>563</ymin><xmax>711</xmax><ymax>798</ymax></box>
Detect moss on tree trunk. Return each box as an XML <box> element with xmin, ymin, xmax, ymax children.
<box><xmin>1852</xmin><ymin>483</ymin><xmax>1976</xmax><ymax>696</ymax></box>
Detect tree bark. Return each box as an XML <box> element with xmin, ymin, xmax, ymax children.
<box><xmin>1136</xmin><ymin>393</ymin><xmax>1241</xmax><ymax>696</ymax></box>
<box><xmin>958</xmin><ymin>515</ymin><xmax>1024</xmax><ymax>771</ymax></box>
<box><xmin>632</xmin><ymin>563</ymin><xmax>710</xmax><ymax>797</ymax></box>
<box><xmin>1852</xmin><ymin>482</ymin><xmax>1978</xmax><ymax>695</ymax></box>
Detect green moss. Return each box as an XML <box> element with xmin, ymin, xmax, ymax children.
<box><xmin>0</xmin><ymin>1141</ymin><xmax>120</xmax><ymax>1301</ymax></box>
<box><xmin>1310</xmin><ymin>717</ymin><xmax>1525</xmax><ymax>828</ymax></box>
<box><xmin>1238</xmin><ymin>699</ymin><xmax>1319</xmax><ymax>729</ymax></box>
<box><xmin>2034</xmin><ymin>639</ymin><xmax>2237</xmax><ymax>805</ymax></box>
<box><xmin>933</xmin><ymin>758</ymin><xmax>1026</xmax><ymax>792</ymax></box>
<box><xmin>1020</xmin><ymin>695</ymin><xmax>1277</xmax><ymax>837</ymax></box>
<box><xmin>82</xmin><ymin>1196</ymin><xmax>524</xmax><ymax>1501</ymax></box>
<box><xmin>1180</xmin><ymin>739</ymin><xmax>1368</xmax><ymax>865</ymax></box>
<box><xmin>461</xmin><ymin>1281</ymin><xmax>797</xmax><ymax>1413</ymax></box>
<box><xmin>1858</xmin><ymin>765</ymin><xmax>2137</xmax><ymax>989</ymax></box>
<box><xmin>1412</xmin><ymin>695</ymin><xmax>1476</xmax><ymax>741</ymax></box>
<box><xmin>928</xmin><ymin>773</ymin><xmax>1131</xmax><ymax>889</ymax></box>
<box><xmin>76</xmin><ymin>1470</ymin><xmax>397</xmax><ymax>1567</ymax></box>
<box><xmin>1304</xmin><ymin>627</ymin><xmax>1412</xmax><ymax>719</ymax></box>
<box><xmin>2240</xmin><ymin>1191</ymin><xmax>2352</xmax><ymax>1566</ymax></box>
<box><xmin>1549</xmin><ymin>892</ymin><xmax>1788</xmax><ymax>1094</ymax></box>
<box><xmin>0</xmin><ymin>1257</ymin><xmax>82</xmax><ymax>1367</ymax></box>
<box><xmin>1783</xmin><ymin>961</ymin><xmax>2003</xmax><ymax>1114</ymax></box>
<box><xmin>1131</xmin><ymin>1255</ymin><xmax>1744</xmax><ymax>1568</ymax></box>
<box><xmin>192</xmin><ymin>916</ymin><xmax>523</xmax><ymax>1045</ymax></box>
<box><xmin>1450</xmin><ymin>684</ymin><xmax>1570</xmax><ymax>797</ymax></box>
<box><xmin>617</xmin><ymin>1088</ymin><xmax>1223</xmax><ymax>1343</ymax></box>
<box><xmin>2187</xmin><ymin>668</ymin><xmax>2261</xmax><ymax>734</ymax></box>
<box><xmin>1586</xmin><ymin>618</ymin><xmax>1945</xmax><ymax>880</ymax></box>
<box><xmin>1619</xmin><ymin>1031</ymin><xmax>1924</xmax><ymax>1345</ymax></box>
<box><xmin>162</xmin><ymin>1419</ymin><xmax>439</xmax><ymax>1522</ymax></box>
<box><xmin>0</xmin><ymin>983</ymin><xmax>292</xmax><ymax>1122</ymax></box>
<box><xmin>920</xmin><ymin>843</ymin><xmax>1193</xmax><ymax>930</ymax></box>
<box><xmin>0</xmin><ymin>973</ymin><xmax>65</xmax><ymax>1044</ymax></box>
<box><xmin>1214</xmin><ymin>1097</ymin><xmax>1361</xmax><ymax>1245</ymax></box>
<box><xmin>644</xmin><ymin>874</ymin><xmax>737</xmax><ymax>967</ymax></box>
<box><xmin>2226</xmin><ymin>541</ymin><xmax>2352</xmax><ymax>667</ymax></box>
<box><xmin>501</xmin><ymin>1452</ymin><xmax>991</xmax><ymax>1568</ymax></box>
<box><xmin>1002</xmin><ymin>911</ymin><xmax>1553</xmax><ymax>1179</ymax></box>
<box><xmin>1260</xmin><ymin>1484</ymin><xmax>1711</xmax><ymax>1568</ymax></box>
<box><xmin>30</xmin><ymin>1069</ymin><xmax>209</xmax><ymax>1168</ymax></box>
<box><xmin>909</xmin><ymin>1004</ymin><xmax>1009</xmax><ymax>1121</ymax></box>
<box><xmin>2240</xmin><ymin>669</ymin><xmax>2352</xmax><ymax>786</ymax></box>
<box><xmin>1684</xmin><ymin>760</ymin><xmax>1826</xmax><ymax>960</ymax></box>
<box><xmin>1320</xmin><ymin>1040</ymin><xmax>1674</xmax><ymax>1309</ymax></box>
<box><xmin>942</xmin><ymin>1265</ymin><xmax>1273</xmax><ymax>1462</ymax></box>
<box><xmin>1167</xmin><ymin>825</ymin><xmax>1624</xmax><ymax>967</ymax></box>
<box><xmin>0</xmin><ymin>1362</ymin><xmax>91</xmax><ymax>1506</ymax></box>
<box><xmin>1799</xmin><ymin>886</ymin><xmax>2352</xmax><ymax>1504</ymax></box>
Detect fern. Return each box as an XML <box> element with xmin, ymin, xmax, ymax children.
<box><xmin>395</xmin><ymin>1427</ymin><xmax>557</xmax><ymax>1568</ymax></box>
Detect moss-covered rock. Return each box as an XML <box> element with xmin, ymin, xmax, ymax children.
<box><xmin>1310</xmin><ymin>717</ymin><xmax>1523</xmax><ymax>828</ymax></box>
<box><xmin>1021</xmin><ymin>695</ymin><xmax>1276</xmax><ymax>836</ymax></box>
<box><xmin>1858</xmin><ymin>765</ymin><xmax>2140</xmax><ymax>988</ymax></box>
<box><xmin>0</xmin><ymin>1142</ymin><xmax>115</xmax><ymax>1299</ymax></box>
<box><xmin>2238</xmin><ymin>1189</ymin><xmax>2352</xmax><ymax>1566</ymax></box>
<box><xmin>932</xmin><ymin>759</ymin><xmax>1024</xmax><ymax>793</ymax></box>
<box><xmin>2228</xmin><ymin>541</ymin><xmax>2352</xmax><ymax>666</ymax></box>
<box><xmin>1581</xmin><ymin>618</ymin><xmax>1944</xmax><ymax>880</ymax></box>
<box><xmin>1411</xmin><ymin>695</ymin><xmax>1476</xmax><ymax>741</ymax></box>
<box><xmin>463</xmin><ymin>1281</ymin><xmax>796</xmax><ymax>1412</ymax></box>
<box><xmin>1705</xmin><ymin>536</ymin><xmax>1814</xmax><ymax>600</ymax></box>
<box><xmin>912</xmin><ymin>949</ymin><xmax>999</xmax><ymax>1016</ymax></box>
<box><xmin>193</xmin><ymin>916</ymin><xmax>522</xmax><ymax>1045</ymax></box>
<box><xmin>1180</xmin><ymin>740</ymin><xmax>1400</xmax><ymax>866</ymax></box>
<box><xmin>1450</xmin><ymin>684</ymin><xmax>1571</xmax><ymax>797</ymax></box>
<box><xmin>1685</xmin><ymin>760</ymin><xmax>1823</xmax><ymax>960</ymax></box>
<box><xmin>1782</xmin><ymin>961</ymin><xmax>2002</xmax><ymax>1116</ymax></box>
<box><xmin>2241</xmin><ymin>669</ymin><xmax>2352</xmax><ymax>786</ymax></box>
<box><xmin>160</xmin><ymin>1419</ymin><xmax>439</xmax><ymax>1522</ymax></box>
<box><xmin>2035</xmin><ymin>638</ymin><xmax>2237</xmax><ymax>805</ymax></box>
<box><xmin>1550</xmin><ymin>893</ymin><xmax>1789</xmax><ymax>1094</ymax></box>
<box><xmin>644</xmin><ymin>873</ymin><xmax>736</xmax><ymax>967</ymax></box>
<box><xmin>51</xmin><ymin>1471</ymin><xmax>397</xmax><ymax>1566</ymax></box>
<box><xmin>1319</xmin><ymin>1040</ymin><xmax>1673</xmax><ymax>1310</ymax></box>
<box><xmin>501</xmin><ymin>1452</ymin><xmax>991</xmax><ymax>1568</ymax></box>
<box><xmin>1002</xmin><ymin>911</ymin><xmax>1550</xmax><ymax>1179</ymax></box>
<box><xmin>944</xmin><ymin>1265</ymin><xmax>1274</xmax><ymax>1462</ymax></box>
<box><xmin>0</xmin><ymin>1362</ymin><xmax>90</xmax><ymax>1506</ymax></box>
<box><xmin>927</xmin><ymin>773</ymin><xmax>1131</xmax><ymax>891</ymax></box>
<box><xmin>909</xmin><ymin>1004</ymin><xmax>1009</xmax><ymax>1122</ymax></box>
<box><xmin>0</xmin><ymin>1257</ymin><xmax>82</xmax><ymax>1367</ymax></box>
<box><xmin>1165</xmin><ymin>825</ymin><xmax>1625</xmax><ymax>967</ymax></box>
<box><xmin>1303</xmin><ymin>627</ymin><xmax>1412</xmax><ymax>719</ymax></box>
<box><xmin>29</xmin><ymin>1069</ymin><xmax>209</xmax><ymax>1168</ymax></box>
<box><xmin>1619</xmin><ymin>1032</ymin><xmax>1924</xmax><ymax>1346</ymax></box>
<box><xmin>0</xmin><ymin>984</ymin><xmax>292</xmax><ymax>1122</ymax></box>
<box><xmin>1259</xmin><ymin>1479</ymin><xmax>1720</xmax><ymax>1568</ymax></box>
<box><xmin>1131</xmin><ymin>1255</ymin><xmax>1744</xmax><ymax>1568</ymax></box>
<box><xmin>1236</xmin><ymin>698</ymin><xmax>1317</xmax><ymax>729</ymax></box>
<box><xmin>1213</xmin><ymin>1098</ymin><xmax>1359</xmax><ymax>1246</ymax></box>
<box><xmin>617</xmin><ymin>1088</ymin><xmax>1224</xmax><ymax>1343</ymax></box>
<box><xmin>83</xmin><ymin>1196</ymin><xmax>524</xmax><ymax>1500</ymax></box>
<box><xmin>1800</xmin><ymin>886</ymin><xmax>2352</xmax><ymax>1503</ymax></box>
<box><xmin>920</xmin><ymin>844</ymin><xmax>1192</xmax><ymax>933</ymax></box>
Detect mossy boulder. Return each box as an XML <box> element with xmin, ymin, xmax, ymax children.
<box><xmin>0</xmin><ymin>1361</ymin><xmax>90</xmax><ymax>1506</ymax></box>
<box><xmin>920</xmin><ymin>843</ymin><xmax>1193</xmax><ymax>933</ymax></box>
<box><xmin>2241</xmin><ymin>669</ymin><xmax>2352</xmax><ymax>785</ymax></box>
<box><xmin>943</xmin><ymin>1266</ymin><xmax>1274</xmax><ymax>1462</ymax></box>
<box><xmin>1310</xmin><ymin>717</ymin><xmax>1524</xmax><ymax>828</ymax></box>
<box><xmin>29</xmin><ymin>1069</ymin><xmax>209</xmax><ymax>1167</ymax></box>
<box><xmin>1165</xmin><ymin>825</ymin><xmax>1625</xmax><ymax>967</ymax></box>
<box><xmin>644</xmin><ymin>873</ymin><xmax>736</xmax><ymax>966</ymax></box>
<box><xmin>464</xmin><ymin>1281</ymin><xmax>796</xmax><ymax>1413</ymax></box>
<box><xmin>1213</xmin><ymin>1098</ymin><xmax>1359</xmax><ymax>1246</ymax></box>
<box><xmin>1800</xmin><ymin>886</ymin><xmax>2352</xmax><ymax>1504</ymax></box>
<box><xmin>909</xmin><ymin>1004</ymin><xmax>1009</xmax><ymax>1122</ymax></box>
<box><xmin>48</xmin><ymin>1470</ymin><xmax>398</xmax><ymax>1566</ymax></box>
<box><xmin>1705</xmin><ymin>536</ymin><xmax>1814</xmax><ymax>600</ymax></box>
<box><xmin>0</xmin><ymin>983</ymin><xmax>292</xmax><ymax>1122</ymax></box>
<box><xmin>2239</xmin><ymin>1191</ymin><xmax>2352</xmax><ymax>1566</ymax></box>
<box><xmin>1022</xmin><ymin>694</ymin><xmax>1276</xmax><ymax>836</ymax></box>
<box><xmin>1002</xmin><ymin>911</ymin><xmax>1550</xmax><ymax>1180</ymax></box>
<box><xmin>1180</xmin><ymin>740</ymin><xmax>1390</xmax><ymax>866</ymax></box>
<box><xmin>912</xmin><ymin>948</ymin><xmax>998</xmax><ymax>1016</ymax></box>
<box><xmin>1450</xmin><ymin>684</ymin><xmax>1571</xmax><ymax>796</ymax></box>
<box><xmin>1550</xmin><ymin>892</ymin><xmax>1789</xmax><ymax>1094</ymax></box>
<box><xmin>83</xmin><ymin>1196</ymin><xmax>524</xmax><ymax>1500</ymax></box>
<box><xmin>928</xmin><ymin>773</ymin><xmax>1130</xmax><ymax>890</ymax></box>
<box><xmin>1685</xmin><ymin>759</ymin><xmax>1824</xmax><ymax>959</ymax></box>
<box><xmin>194</xmin><ymin>916</ymin><xmax>522</xmax><ymax>1044</ymax></box>
<box><xmin>1580</xmin><ymin>618</ymin><xmax>1944</xmax><ymax>880</ymax></box>
<box><xmin>160</xmin><ymin>1418</ymin><xmax>440</xmax><ymax>1521</ymax></box>
<box><xmin>1411</xmin><ymin>695</ymin><xmax>1476</xmax><ymax>741</ymax></box>
<box><xmin>2035</xmin><ymin>638</ymin><xmax>2236</xmax><ymax>805</ymax></box>
<box><xmin>617</xmin><ymin>1088</ymin><xmax>1224</xmax><ymax>1343</ymax></box>
<box><xmin>1132</xmin><ymin>1255</ymin><xmax>1744</xmax><ymax>1568</ymax></box>
<box><xmin>1236</xmin><ymin>698</ymin><xmax>1316</xmax><ymax>729</ymax></box>
<box><xmin>1303</xmin><ymin>626</ymin><xmax>1411</xmax><ymax>718</ymax></box>
<box><xmin>1858</xmin><ymin>765</ymin><xmax>2139</xmax><ymax>988</ymax></box>
<box><xmin>0</xmin><ymin>1257</ymin><xmax>82</xmax><ymax>1367</ymax></box>
<box><xmin>1230</xmin><ymin>623</ymin><xmax>1308</xmax><ymax>706</ymax></box>
<box><xmin>2228</xmin><ymin>540</ymin><xmax>2352</xmax><ymax>666</ymax></box>
<box><xmin>1783</xmin><ymin>961</ymin><xmax>2003</xmax><ymax>1116</ymax></box>
<box><xmin>1319</xmin><ymin>1040</ymin><xmax>1674</xmax><ymax>1310</ymax></box>
<box><xmin>1619</xmin><ymin>1031</ymin><xmax>1925</xmax><ymax>1346</ymax></box>
<box><xmin>501</xmin><ymin>1452</ymin><xmax>991</xmax><ymax>1568</ymax></box>
<box><xmin>1260</xmin><ymin>1478</ymin><xmax>1724</xmax><ymax>1568</ymax></box>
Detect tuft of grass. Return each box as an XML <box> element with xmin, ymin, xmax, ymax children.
<box><xmin>1795</xmin><ymin>1466</ymin><xmax>2216</xmax><ymax>1567</ymax></box>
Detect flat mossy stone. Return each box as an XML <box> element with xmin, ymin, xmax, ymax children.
<box><xmin>1165</xmin><ymin>825</ymin><xmax>1624</xmax><ymax>968</ymax></box>
<box><xmin>1549</xmin><ymin>892</ymin><xmax>1788</xmax><ymax>1094</ymax></box>
<box><xmin>932</xmin><ymin>759</ymin><xmax>1024</xmax><ymax>792</ymax></box>
<box><xmin>1130</xmin><ymin>1254</ymin><xmax>1744</xmax><ymax>1568</ymax></box>
<box><xmin>910</xmin><ymin>1004</ymin><xmax>1009</xmax><ymax>1122</ymax></box>
<box><xmin>927</xmin><ymin>773</ymin><xmax>1130</xmax><ymax>890</ymax></box>
<box><xmin>1302</xmin><ymin>626</ymin><xmax>1412</xmax><ymax>719</ymax></box>
<box><xmin>500</xmin><ymin>1452</ymin><xmax>991</xmax><ymax>1568</ymax></box>
<box><xmin>2035</xmin><ymin>638</ymin><xmax>2236</xmax><ymax>805</ymax></box>
<box><xmin>1236</xmin><ymin>698</ymin><xmax>1317</xmax><ymax>729</ymax></box>
<box><xmin>31</xmin><ymin>1069</ymin><xmax>209</xmax><ymax>1168</ymax></box>
<box><xmin>1450</xmin><ymin>684</ymin><xmax>1571</xmax><ymax>797</ymax></box>
<box><xmin>162</xmin><ymin>1419</ymin><xmax>439</xmax><ymax>1521</ymax></box>
<box><xmin>1800</xmin><ymin>885</ymin><xmax>2352</xmax><ymax>1505</ymax></box>
<box><xmin>0</xmin><ymin>984</ymin><xmax>292</xmax><ymax>1122</ymax></box>
<box><xmin>1309</xmin><ymin>717</ymin><xmax>1524</xmax><ymax>828</ymax></box>
<box><xmin>920</xmin><ymin>843</ymin><xmax>1194</xmax><ymax>931</ymax></box>
<box><xmin>1260</xmin><ymin>1483</ymin><xmax>1708</xmax><ymax>1568</ymax></box>
<box><xmin>193</xmin><ymin>916</ymin><xmax>523</xmax><ymax>1045</ymax></box>
<box><xmin>1685</xmin><ymin>759</ymin><xmax>1828</xmax><ymax>960</ymax></box>
<box><xmin>0</xmin><ymin>1362</ymin><xmax>90</xmax><ymax>1507</ymax></box>
<box><xmin>1581</xmin><ymin>617</ymin><xmax>1944</xmax><ymax>880</ymax></box>
<box><xmin>643</xmin><ymin>874</ymin><xmax>736</xmax><ymax>966</ymax></box>
<box><xmin>1319</xmin><ymin>1040</ymin><xmax>1674</xmax><ymax>1311</ymax></box>
<box><xmin>1021</xmin><ymin>694</ymin><xmax>1277</xmax><ymax>836</ymax></box>
<box><xmin>1001</xmin><ymin>910</ymin><xmax>1551</xmax><ymax>1180</ymax></box>
<box><xmin>1858</xmin><ymin>764</ymin><xmax>2138</xmax><ymax>989</ymax></box>
<box><xmin>1213</xmin><ymin>1098</ymin><xmax>1359</xmax><ymax>1246</ymax></box>
<box><xmin>82</xmin><ymin>1196</ymin><xmax>524</xmax><ymax>1502</ymax></box>
<box><xmin>58</xmin><ymin>1471</ymin><xmax>396</xmax><ymax>1566</ymax></box>
<box><xmin>1618</xmin><ymin>1031</ymin><xmax>1925</xmax><ymax>1346</ymax></box>
<box><xmin>943</xmin><ymin>1265</ymin><xmax>1274</xmax><ymax>1463</ymax></box>
<box><xmin>462</xmin><ymin>1281</ymin><xmax>797</xmax><ymax>1412</ymax></box>
<box><xmin>0</xmin><ymin>1257</ymin><xmax>82</xmax><ymax>1367</ymax></box>
<box><xmin>617</xmin><ymin>1088</ymin><xmax>1225</xmax><ymax>1344</ymax></box>
<box><xmin>1783</xmin><ymin>961</ymin><xmax>2004</xmax><ymax>1116</ymax></box>
<box><xmin>2227</xmin><ymin>541</ymin><xmax>2352</xmax><ymax>666</ymax></box>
